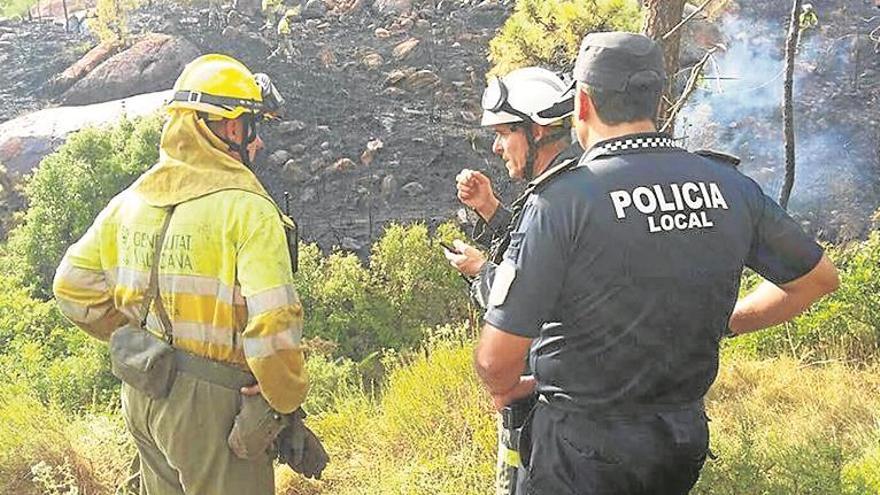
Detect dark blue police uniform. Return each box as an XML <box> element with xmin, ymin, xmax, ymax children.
<box><xmin>483</xmin><ymin>133</ymin><xmax>823</xmax><ymax>495</ymax></box>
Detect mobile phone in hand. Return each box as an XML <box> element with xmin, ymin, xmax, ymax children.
<box><xmin>440</xmin><ymin>241</ymin><xmax>461</xmax><ymax>255</ymax></box>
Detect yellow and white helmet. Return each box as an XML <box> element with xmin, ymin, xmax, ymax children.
<box><xmin>167</xmin><ymin>53</ymin><xmax>284</xmax><ymax>121</ymax></box>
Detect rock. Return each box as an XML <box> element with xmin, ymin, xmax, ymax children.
<box><xmin>47</xmin><ymin>41</ymin><xmax>123</xmax><ymax>97</ymax></box>
<box><xmin>318</xmin><ymin>48</ymin><xmax>337</xmax><ymax>68</ymax></box>
<box><xmin>222</xmin><ymin>26</ymin><xmax>239</xmax><ymax>38</ymax></box>
<box><xmin>278</xmin><ymin>120</ymin><xmax>307</xmax><ymax>135</ymax></box>
<box><xmin>401</xmin><ymin>181</ymin><xmax>424</xmax><ymax>197</ymax></box>
<box><xmin>332</xmin><ymin>157</ymin><xmax>357</xmax><ymax>172</ymax></box>
<box><xmin>374</xmin><ymin>27</ymin><xmax>391</xmax><ymax>38</ymax></box>
<box><xmin>373</xmin><ymin>0</ymin><xmax>412</xmax><ymax>15</ymax></box>
<box><xmin>403</xmin><ymin>69</ymin><xmax>439</xmax><ymax>91</ymax></box>
<box><xmin>0</xmin><ymin>90</ymin><xmax>171</xmax><ymax>177</ymax></box>
<box><xmin>320</xmin><ymin>141</ymin><xmax>330</xmax><ymax>150</ymax></box>
<box><xmin>460</xmin><ymin>110</ymin><xmax>478</xmax><ymax>123</ymax></box>
<box><xmin>61</xmin><ymin>34</ymin><xmax>200</xmax><ymax>105</ymax></box>
<box><xmin>301</xmin><ymin>187</ymin><xmax>317</xmax><ymax>203</ymax></box>
<box><xmin>321</xmin><ymin>149</ymin><xmax>333</xmax><ymax>159</ymax></box>
<box><xmin>283</xmin><ymin>159</ymin><xmax>311</xmax><ymax>182</ymax></box>
<box><xmin>179</xmin><ymin>17</ymin><xmax>199</xmax><ymax>25</ymax></box>
<box><xmin>383</xmin><ymin>68</ymin><xmax>414</xmax><ymax>87</ymax></box>
<box><xmin>475</xmin><ymin>0</ymin><xmax>502</xmax><ymax>10</ymax></box>
<box><xmin>290</xmin><ymin>143</ymin><xmax>307</xmax><ymax>155</ymax></box>
<box><xmin>269</xmin><ymin>150</ymin><xmax>291</xmax><ymax>167</ymax></box>
<box><xmin>340</xmin><ymin>237</ymin><xmax>363</xmax><ymax>252</ymax></box>
<box><xmin>392</xmin><ymin>37</ymin><xmax>420</xmax><ymax>60</ymax></box>
<box><xmin>233</xmin><ymin>0</ymin><xmax>262</xmax><ymax>17</ymax></box>
<box><xmin>380</xmin><ymin>174</ymin><xmax>398</xmax><ymax>198</ymax></box>
<box><xmin>362</xmin><ymin>52</ymin><xmax>384</xmax><ymax>69</ymax></box>
<box><xmin>302</xmin><ymin>0</ymin><xmax>328</xmax><ymax>19</ymax></box>
<box><xmin>360</xmin><ymin>138</ymin><xmax>384</xmax><ymax>165</ymax></box>
<box><xmin>381</xmin><ymin>87</ymin><xmax>405</xmax><ymax>97</ymax></box>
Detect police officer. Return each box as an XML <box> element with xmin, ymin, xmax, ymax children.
<box><xmin>470</xmin><ymin>32</ymin><xmax>840</xmax><ymax>494</ymax></box>
<box><xmin>447</xmin><ymin>67</ymin><xmax>580</xmax><ymax>307</ymax></box>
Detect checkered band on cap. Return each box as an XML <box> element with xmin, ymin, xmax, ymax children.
<box><xmin>599</xmin><ymin>135</ymin><xmax>679</xmax><ymax>153</ymax></box>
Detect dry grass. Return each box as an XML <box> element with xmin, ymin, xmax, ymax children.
<box><xmin>2</xmin><ymin>348</ymin><xmax>878</xmax><ymax>495</ymax></box>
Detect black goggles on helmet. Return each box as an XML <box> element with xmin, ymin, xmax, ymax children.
<box><xmin>171</xmin><ymin>73</ymin><xmax>285</xmax><ymax>120</ymax></box>
<box><xmin>482</xmin><ymin>76</ymin><xmax>532</xmax><ymax>123</ymax></box>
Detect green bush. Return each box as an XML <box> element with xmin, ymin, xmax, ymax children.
<box><xmin>293</xmin><ymin>222</ymin><xmax>471</xmax><ymax>359</ymax></box>
<box><xmin>488</xmin><ymin>0</ymin><xmax>643</xmax><ymax>75</ymax></box>
<box><xmin>724</xmin><ymin>233</ymin><xmax>880</xmax><ymax>363</ymax></box>
<box><xmin>94</xmin><ymin>0</ymin><xmax>135</xmax><ymax>44</ymax></box>
<box><xmin>303</xmin><ymin>352</ymin><xmax>362</xmax><ymax>416</ymax></box>
<box><xmin>0</xmin><ymin>275</ymin><xmax>118</xmax><ymax>411</ymax></box>
<box><xmin>0</xmin><ymin>0</ymin><xmax>36</xmax><ymax>17</ymax></box>
<box><xmin>2</xmin><ymin>116</ymin><xmax>162</xmax><ymax>299</ymax></box>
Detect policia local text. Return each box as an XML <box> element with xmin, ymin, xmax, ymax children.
<box><xmin>609</xmin><ymin>181</ymin><xmax>729</xmax><ymax>233</ymax></box>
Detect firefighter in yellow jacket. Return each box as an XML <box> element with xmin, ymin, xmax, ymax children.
<box><xmin>52</xmin><ymin>54</ymin><xmax>327</xmax><ymax>494</ymax></box>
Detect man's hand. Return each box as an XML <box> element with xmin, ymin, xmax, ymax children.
<box><xmin>456</xmin><ymin>168</ymin><xmax>500</xmax><ymax>221</ymax></box>
<box><xmin>240</xmin><ymin>383</ymin><xmax>262</xmax><ymax>396</ymax></box>
<box><xmin>443</xmin><ymin>239</ymin><xmax>487</xmax><ymax>277</ymax></box>
<box><xmin>491</xmin><ymin>375</ymin><xmax>536</xmax><ymax>411</ymax></box>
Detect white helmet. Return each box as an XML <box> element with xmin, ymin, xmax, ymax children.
<box><xmin>480</xmin><ymin>67</ymin><xmax>574</xmax><ymax>127</ymax></box>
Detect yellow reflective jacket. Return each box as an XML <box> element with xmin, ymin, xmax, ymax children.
<box><xmin>53</xmin><ymin>111</ymin><xmax>307</xmax><ymax>414</ymax></box>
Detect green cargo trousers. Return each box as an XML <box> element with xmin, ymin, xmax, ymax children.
<box><xmin>121</xmin><ymin>372</ymin><xmax>274</xmax><ymax>495</ymax></box>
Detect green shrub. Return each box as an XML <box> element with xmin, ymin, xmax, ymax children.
<box><xmin>0</xmin><ymin>275</ymin><xmax>118</xmax><ymax>411</ymax></box>
<box><xmin>94</xmin><ymin>0</ymin><xmax>134</xmax><ymax>44</ymax></box>
<box><xmin>488</xmin><ymin>0</ymin><xmax>643</xmax><ymax>75</ymax></box>
<box><xmin>293</xmin><ymin>222</ymin><xmax>471</xmax><ymax>359</ymax></box>
<box><xmin>370</xmin><ymin>222</ymin><xmax>471</xmax><ymax>349</ymax></box>
<box><xmin>0</xmin><ymin>0</ymin><xmax>36</xmax><ymax>17</ymax></box>
<box><xmin>303</xmin><ymin>353</ymin><xmax>362</xmax><ymax>415</ymax></box>
<box><xmin>724</xmin><ymin>233</ymin><xmax>880</xmax><ymax>363</ymax></box>
<box><xmin>2</xmin><ymin>116</ymin><xmax>162</xmax><ymax>299</ymax></box>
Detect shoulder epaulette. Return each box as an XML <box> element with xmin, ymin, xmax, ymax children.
<box><xmin>693</xmin><ymin>149</ymin><xmax>741</xmax><ymax>168</ymax></box>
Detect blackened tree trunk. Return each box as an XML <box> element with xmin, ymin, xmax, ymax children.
<box><xmin>779</xmin><ymin>0</ymin><xmax>804</xmax><ymax>210</ymax></box>
<box><xmin>62</xmin><ymin>0</ymin><xmax>70</xmax><ymax>31</ymax></box>
<box><xmin>642</xmin><ymin>0</ymin><xmax>686</xmax><ymax>134</ymax></box>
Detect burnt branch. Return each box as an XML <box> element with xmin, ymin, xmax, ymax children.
<box><xmin>662</xmin><ymin>0</ymin><xmax>718</xmax><ymax>42</ymax></box>
<box><xmin>779</xmin><ymin>0</ymin><xmax>804</xmax><ymax>210</ymax></box>
<box><xmin>660</xmin><ymin>48</ymin><xmax>718</xmax><ymax>134</ymax></box>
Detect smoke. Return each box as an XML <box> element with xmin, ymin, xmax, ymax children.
<box><xmin>676</xmin><ymin>8</ymin><xmax>879</xmax><ymax>239</ymax></box>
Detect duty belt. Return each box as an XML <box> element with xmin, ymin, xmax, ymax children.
<box><xmin>174</xmin><ymin>350</ymin><xmax>257</xmax><ymax>390</ymax></box>
<box><xmin>537</xmin><ymin>393</ymin><xmax>704</xmax><ymax>419</ymax></box>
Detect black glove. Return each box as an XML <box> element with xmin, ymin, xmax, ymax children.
<box><xmin>276</xmin><ymin>409</ymin><xmax>330</xmax><ymax>479</ymax></box>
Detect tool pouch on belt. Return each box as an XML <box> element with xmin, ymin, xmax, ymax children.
<box><xmin>109</xmin><ymin>207</ymin><xmax>177</xmax><ymax>400</ymax></box>
<box><xmin>227</xmin><ymin>394</ymin><xmax>288</xmax><ymax>460</ymax></box>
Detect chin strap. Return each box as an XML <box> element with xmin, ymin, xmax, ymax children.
<box><xmin>201</xmin><ymin>113</ymin><xmax>258</xmax><ymax>168</ymax></box>
<box><xmin>514</xmin><ymin>122</ymin><xmax>571</xmax><ymax>181</ymax></box>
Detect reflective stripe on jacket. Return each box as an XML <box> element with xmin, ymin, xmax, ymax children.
<box><xmin>53</xmin><ymin>187</ymin><xmax>307</xmax><ymax>414</ymax></box>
